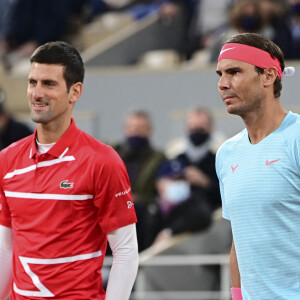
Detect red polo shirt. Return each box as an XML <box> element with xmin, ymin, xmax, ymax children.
<box><xmin>0</xmin><ymin>119</ymin><xmax>137</xmax><ymax>299</ymax></box>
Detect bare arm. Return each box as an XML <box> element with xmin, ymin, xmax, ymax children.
<box><xmin>230</xmin><ymin>240</ymin><xmax>241</xmax><ymax>287</ymax></box>
<box><xmin>0</xmin><ymin>225</ymin><xmax>13</xmax><ymax>300</ymax></box>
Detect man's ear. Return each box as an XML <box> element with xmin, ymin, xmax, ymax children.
<box><xmin>69</xmin><ymin>82</ymin><xmax>83</xmax><ymax>104</ymax></box>
<box><xmin>263</xmin><ymin>67</ymin><xmax>277</xmax><ymax>88</ymax></box>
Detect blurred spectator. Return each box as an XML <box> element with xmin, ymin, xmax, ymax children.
<box><xmin>215</xmin><ymin>0</ymin><xmax>300</xmax><ymax>60</ymax></box>
<box><xmin>186</xmin><ymin>0</ymin><xmax>235</xmax><ymax>59</ymax></box>
<box><xmin>0</xmin><ymin>88</ymin><xmax>33</xmax><ymax>150</ymax></box>
<box><xmin>0</xmin><ymin>0</ymin><xmax>86</xmax><ymax>70</ymax></box>
<box><xmin>84</xmin><ymin>0</ymin><xmax>111</xmax><ymax>22</ymax></box>
<box><xmin>144</xmin><ymin>158</ymin><xmax>212</xmax><ymax>247</ymax></box>
<box><xmin>268</xmin><ymin>0</ymin><xmax>300</xmax><ymax>59</ymax></box>
<box><xmin>173</xmin><ymin>107</ymin><xmax>221</xmax><ymax>211</ymax></box>
<box><xmin>260</xmin><ymin>0</ymin><xmax>289</xmax><ymax>26</ymax></box>
<box><xmin>113</xmin><ymin>110</ymin><xmax>166</xmax><ymax>204</ymax></box>
<box><xmin>107</xmin><ymin>0</ymin><xmax>193</xmax><ymax>20</ymax></box>
<box><xmin>0</xmin><ymin>0</ymin><xmax>12</xmax><ymax>41</ymax></box>
<box><xmin>209</xmin><ymin>0</ymin><xmax>271</xmax><ymax>62</ymax></box>
<box><xmin>229</xmin><ymin>0</ymin><xmax>267</xmax><ymax>33</ymax></box>
<box><xmin>113</xmin><ymin>110</ymin><xmax>165</xmax><ymax>250</ymax></box>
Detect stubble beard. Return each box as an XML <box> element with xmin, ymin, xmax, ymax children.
<box><xmin>30</xmin><ymin>108</ymin><xmax>52</xmax><ymax>124</ymax></box>
<box><xmin>227</xmin><ymin>90</ymin><xmax>263</xmax><ymax>118</ymax></box>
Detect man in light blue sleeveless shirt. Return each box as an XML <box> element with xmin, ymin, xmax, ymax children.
<box><xmin>215</xmin><ymin>33</ymin><xmax>299</xmax><ymax>300</ymax></box>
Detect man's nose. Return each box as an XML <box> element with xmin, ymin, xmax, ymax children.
<box><xmin>218</xmin><ymin>75</ymin><xmax>230</xmax><ymax>90</ymax></box>
<box><xmin>31</xmin><ymin>84</ymin><xmax>44</xmax><ymax>100</ymax></box>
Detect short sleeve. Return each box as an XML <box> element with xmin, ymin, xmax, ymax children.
<box><xmin>0</xmin><ymin>153</ymin><xmax>12</xmax><ymax>228</ymax></box>
<box><xmin>281</xmin><ymin>112</ymin><xmax>300</xmax><ymax>173</ymax></box>
<box><xmin>218</xmin><ymin>178</ymin><xmax>230</xmax><ymax>220</ymax></box>
<box><xmin>216</xmin><ymin>146</ymin><xmax>230</xmax><ymax>221</ymax></box>
<box><xmin>289</xmin><ymin>131</ymin><xmax>300</xmax><ymax>173</ymax></box>
<box><xmin>93</xmin><ymin>149</ymin><xmax>137</xmax><ymax>233</ymax></box>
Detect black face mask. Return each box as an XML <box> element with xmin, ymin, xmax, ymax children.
<box><xmin>189</xmin><ymin>131</ymin><xmax>210</xmax><ymax>146</ymax></box>
<box><xmin>239</xmin><ymin>15</ymin><xmax>259</xmax><ymax>32</ymax></box>
<box><xmin>292</xmin><ymin>3</ymin><xmax>300</xmax><ymax>16</ymax></box>
<box><xmin>127</xmin><ymin>136</ymin><xmax>148</xmax><ymax>149</ymax></box>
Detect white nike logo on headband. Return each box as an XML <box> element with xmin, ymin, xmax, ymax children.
<box><xmin>220</xmin><ymin>47</ymin><xmax>236</xmax><ymax>55</ymax></box>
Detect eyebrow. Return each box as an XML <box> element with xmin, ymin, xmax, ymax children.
<box><xmin>216</xmin><ymin>67</ymin><xmax>242</xmax><ymax>76</ymax></box>
<box><xmin>28</xmin><ymin>78</ymin><xmax>58</xmax><ymax>85</ymax></box>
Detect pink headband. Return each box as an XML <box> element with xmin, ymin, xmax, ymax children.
<box><xmin>218</xmin><ymin>43</ymin><xmax>282</xmax><ymax>79</ymax></box>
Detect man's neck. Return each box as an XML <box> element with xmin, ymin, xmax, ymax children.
<box><xmin>244</xmin><ymin>101</ymin><xmax>287</xmax><ymax>144</ymax></box>
<box><xmin>36</xmin><ymin>118</ymin><xmax>71</xmax><ymax>144</ymax></box>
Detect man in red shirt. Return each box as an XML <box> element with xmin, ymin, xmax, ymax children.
<box><xmin>0</xmin><ymin>41</ymin><xmax>139</xmax><ymax>300</ymax></box>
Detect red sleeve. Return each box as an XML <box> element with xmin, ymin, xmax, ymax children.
<box><xmin>0</xmin><ymin>153</ymin><xmax>12</xmax><ymax>228</ymax></box>
<box><xmin>93</xmin><ymin>149</ymin><xmax>137</xmax><ymax>233</ymax></box>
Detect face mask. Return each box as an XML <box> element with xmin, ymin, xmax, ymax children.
<box><xmin>165</xmin><ymin>180</ymin><xmax>191</xmax><ymax>204</ymax></box>
<box><xmin>239</xmin><ymin>16</ymin><xmax>259</xmax><ymax>32</ymax></box>
<box><xmin>127</xmin><ymin>136</ymin><xmax>148</xmax><ymax>149</ymax></box>
<box><xmin>292</xmin><ymin>3</ymin><xmax>300</xmax><ymax>15</ymax></box>
<box><xmin>189</xmin><ymin>131</ymin><xmax>210</xmax><ymax>146</ymax></box>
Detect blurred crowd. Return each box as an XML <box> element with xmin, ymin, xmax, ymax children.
<box><xmin>109</xmin><ymin>107</ymin><xmax>223</xmax><ymax>251</ymax></box>
<box><xmin>0</xmin><ymin>0</ymin><xmax>300</xmax><ymax>72</ymax></box>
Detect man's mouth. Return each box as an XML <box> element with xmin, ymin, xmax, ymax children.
<box><xmin>32</xmin><ymin>102</ymin><xmax>48</xmax><ymax>110</ymax></box>
<box><xmin>222</xmin><ymin>94</ymin><xmax>237</xmax><ymax>103</ymax></box>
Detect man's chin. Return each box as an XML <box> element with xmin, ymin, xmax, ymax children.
<box><xmin>226</xmin><ymin>105</ymin><xmax>241</xmax><ymax>116</ymax></box>
<box><xmin>31</xmin><ymin>113</ymin><xmax>49</xmax><ymax>124</ymax></box>
<box><xmin>226</xmin><ymin>106</ymin><xmax>236</xmax><ymax>115</ymax></box>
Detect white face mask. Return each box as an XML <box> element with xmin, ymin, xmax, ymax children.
<box><xmin>165</xmin><ymin>180</ymin><xmax>191</xmax><ymax>204</ymax></box>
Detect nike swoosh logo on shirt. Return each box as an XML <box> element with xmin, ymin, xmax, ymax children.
<box><xmin>220</xmin><ymin>47</ymin><xmax>236</xmax><ymax>55</ymax></box>
<box><xmin>266</xmin><ymin>159</ymin><xmax>280</xmax><ymax>166</ymax></box>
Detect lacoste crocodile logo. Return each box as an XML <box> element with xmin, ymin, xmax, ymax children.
<box><xmin>60</xmin><ymin>180</ymin><xmax>74</xmax><ymax>189</ymax></box>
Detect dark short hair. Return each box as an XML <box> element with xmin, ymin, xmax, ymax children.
<box><xmin>30</xmin><ymin>41</ymin><xmax>84</xmax><ymax>91</ymax></box>
<box><xmin>225</xmin><ymin>33</ymin><xmax>285</xmax><ymax>98</ymax></box>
